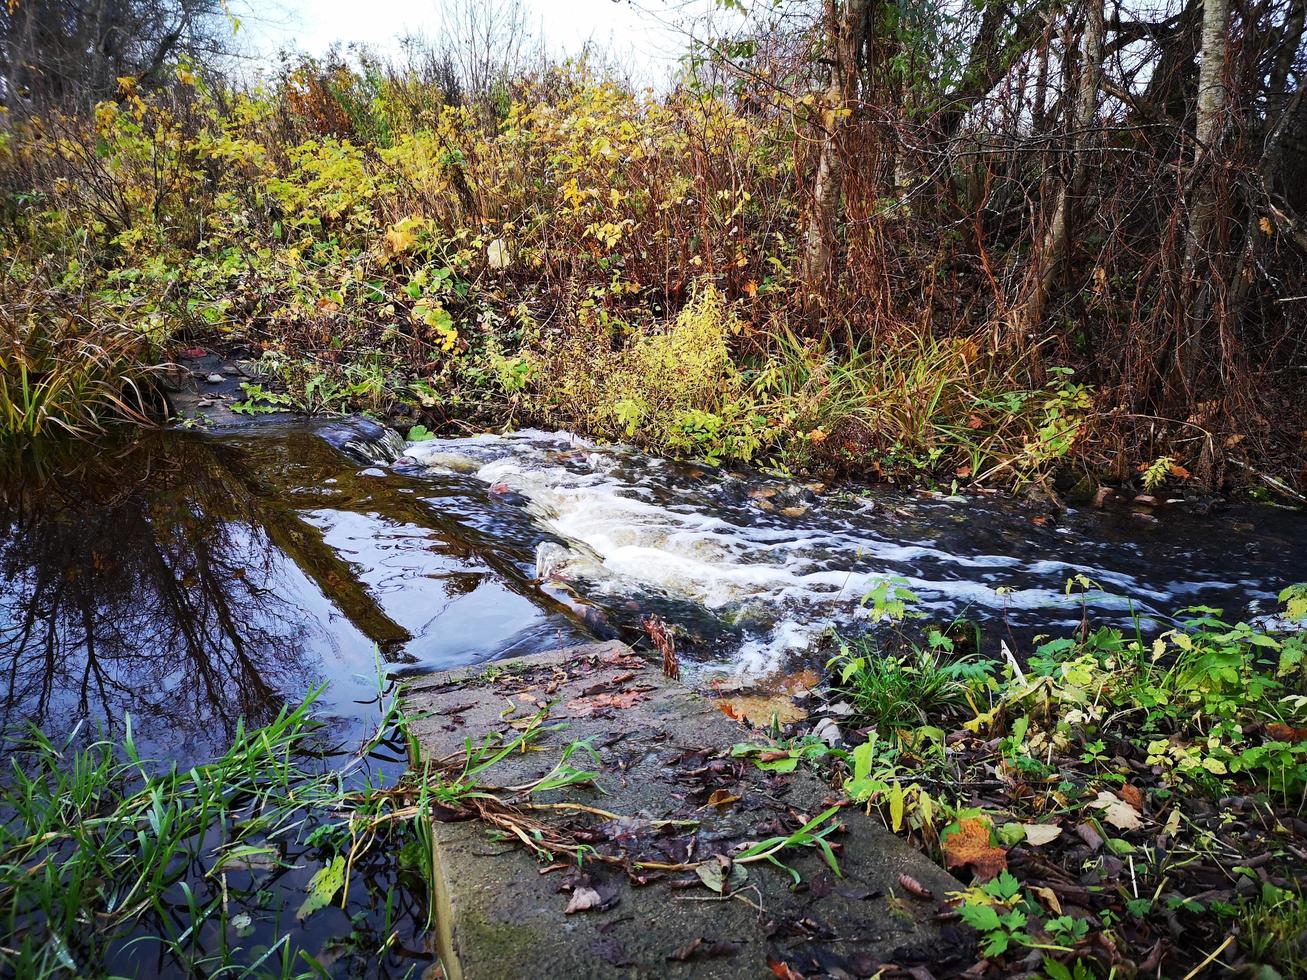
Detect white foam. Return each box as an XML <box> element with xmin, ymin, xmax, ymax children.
<box><xmin>398</xmin><ymin>432</ymin><xmax>1139</xmax><ymax>675</ymax></box>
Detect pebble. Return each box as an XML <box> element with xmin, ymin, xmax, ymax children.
<box><xmin>205</xmin><ymin>373</ymin><xmax>224</xmax><ymax>384</ymax></box>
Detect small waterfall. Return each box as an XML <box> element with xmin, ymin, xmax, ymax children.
<box><xmin>317</xmin><ymin>417</ymin><xmax>408</xmax><ymax>465</ymax></box>
<box><xmin>389</xmin><ymin>429</ymin><xmax>1302</xmax><ymax>677</ymax></box>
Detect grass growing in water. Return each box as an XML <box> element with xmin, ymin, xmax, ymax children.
<box><xmin>0</xmin><ymin>685</ymin><xmax>431</xmax><ymax>978</ymax></box>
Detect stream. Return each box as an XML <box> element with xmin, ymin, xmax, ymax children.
<box><xmin>2</xmin><ymin>417</ymin><xmax>1305</xmax><ymax>974</ymax></box>
<box><xmin>4</xmin><ymin>417</ymin><xmax>1306</xmax><ymax>758</ymax></box>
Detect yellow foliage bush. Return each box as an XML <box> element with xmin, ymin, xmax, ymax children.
<box><xmin>530</xmin><ymin>285</ymin><xmax>767</xmax><ymax>463</ymax></box>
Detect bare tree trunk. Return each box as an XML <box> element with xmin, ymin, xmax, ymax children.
<box><xmin>1019</xmin><ymin>1</ymin><xmax>1104</xmax><ymax>330</ymax></box>
<box><xmin>1183</xmin><ymin>0</ymin><xmax>1231</xmax><ymax>274</ymax></box>
<box><xmin>1177</xmin><ymin>0</ymin><xmax>1232</xmax><ymax>393</ymax></box>
<box><xmin>800</xmin><ymin>0</ymin><xmax>871</xmax><ymax>286</ymax></box>
<box><xmin>1043</xmin><ymin>4</ymin><xmax>1103</xmax><ymax>289</ymax></box>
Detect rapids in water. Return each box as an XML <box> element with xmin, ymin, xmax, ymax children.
<box><xmin>398</xmin><ymin>427</ymin><xmax>1306</xmax><ymax>673</ymax></box>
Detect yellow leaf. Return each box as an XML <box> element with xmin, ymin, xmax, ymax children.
<box><xmin>889</xmin><ymin>783</ymin><xmax>905</xmax><ymax>832</ymax></box>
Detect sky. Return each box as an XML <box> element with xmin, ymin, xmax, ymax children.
<box><xmin>238</xmin><ymin>0</ymin><xmax>711</xmax><ymax>81</ymax></box>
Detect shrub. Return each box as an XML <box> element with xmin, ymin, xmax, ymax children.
<box><xmin>528</xmin><ymin>284</ymin><xmax>770</xmax><ymax>463</ymax></box>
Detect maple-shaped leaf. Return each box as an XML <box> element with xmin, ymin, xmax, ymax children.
<box><xmin>942</xmin><ymin>817</ymin><xmax>1008</xmax><ymax>880</ymax></box>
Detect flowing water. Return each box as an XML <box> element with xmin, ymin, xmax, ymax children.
<box><xmin>2</xmin><ymin>417</ymin><xmax>1305</xmax><ymax>975</ymax></box>
<box><xmin>4</xmin><ymin>419</ymin><xmax>1305</xmax><ymax>756</ymax></box>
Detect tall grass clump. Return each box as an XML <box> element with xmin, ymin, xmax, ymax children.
<box><xmin>751</xmin><ymin>328</ymin><xmax>1092</xmax><ymax>485</ymax></box>
<box><xmin>0</xmin><ymin>304</ymin><xmax>158</xmax><ymax>443</ymax></box>
<box><xmin>529</xmin><ymin>284</ymin><xmax>772</xmax><ymax>463</ymax></box>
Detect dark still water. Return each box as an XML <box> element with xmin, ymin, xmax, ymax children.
<box><xmin>0</xmin><ymin>426</ymin><xmax>588</xmax><ymax>764</ymax></box>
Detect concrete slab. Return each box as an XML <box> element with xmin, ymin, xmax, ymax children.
<box><xmin>405</xmin><ymin>642</ymin><xmax>971</xmax><ymax>979</ymax></box>
<box><xmin>163</xmin><ymin>352</ymin><xmax>296</xmax><ymax>429</ymax></box>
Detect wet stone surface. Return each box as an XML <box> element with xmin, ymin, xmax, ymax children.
<box><xmin>405</xmin><ymin>642</ymin><xmax>969</xmax><ymax>979</ymax></box>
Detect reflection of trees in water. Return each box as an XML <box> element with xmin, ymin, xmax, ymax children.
<box><xmin>0</xmin><ymin>434</ymin><xmax>324</xmax><ymax>759</ymax></box>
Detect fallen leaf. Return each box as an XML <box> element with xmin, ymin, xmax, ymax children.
<box><xmin>1030</xmin><ymin>885</ymin><xmax>1062</xmax><ymax>915</ymax></box>
<box><xmin>1090</xmin><ymin>790</ymin><xmax>1143</xmax><ymax>831</ymax></box>
<box><xmin>695</xmin><ymin>855</ymin><xmax>747</xmax><ymax>894</ymax></box>
<box><xmin>489</xmin><ymin>482</ymin><xmax>510</xmax><ymax>494</ymax></box>
<box><xmin>715</xmin><ymin>693</ymin><xmax>807</xmax><ymax>726</ymax></box>
<box><xmin>706</xmin><ymin>789</ymin><xmax>741</xmax><ymax>808</ymax></box>
<box><xmin>566</xmin><ymin>689</ymin><xmax>647</xmax><ymax>716</ymax></box>
<box><xmin>811</xmin><ymin>717</ymin><xmax>841</xmax><ymax>746</ymax></box>
<box><xmin>1117</xmin><ymin>784</ymin><xmax>1144</xmax><ymax>809</ymax></box>
<box><xmin>1266</xmin><ymin>723</ymin><xmax>1307</xmax><ymax>743</ymax></box>
<box><xmin>565</xmin><ymin>887</ymin><xmax>603</xmax><ymax>914</ymax></box>
<box><xmin>943</xmin><ymin>817</ymin><xmax>1008</xmax><ymax>880</ymax></box>
<box><xmin>711</xmin><ymin>789</ymin><xmax>742</xmax><ymax>815</ymax></box>
<box><xmin>1021</xmin><ymin>824</ymin><xmax>1063</xmax><ymax>846</ymax></box>
<box><xmin>898</xmin><ymin>873</ymin><xmax>934</xmax><ymax>900</ymax></box>
<box><xmin>768</xmin><ymin>958</ymin><xmax>806</xmax><ymax>980</ymax></box>
<box><xmin>1076</xmin><ymin>822</ymin><xmax>1105</xmax><ymax>852</ymax></box>
<box><xmin>297</xmin><ymin>855</ymin><xmax>345</xmax><ymax>921</ymax></box>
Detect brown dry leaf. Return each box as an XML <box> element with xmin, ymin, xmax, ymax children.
<box><xmin>942</xmin><ymin>817</ymin><xmax>1008</xmax><ymax>880</ymax></box>
<box><xmin>768</xmin><ymin>958</ymin><xmax>805</xmax><ymax>980</ymax></box>
<box><xmin>1030</xmin><ymin>885</ymin><xmax>1063</xmax><ymax>915</ymax></box>
<box><xmin>897</xmin><ymin>873</ymin><xmax>934</xmax><ymax>900</ymax></box>
<box><xmin>565</xmin><ymin>887</ymin><xmax>603</xmax><ymax>914</ymax></box>
<box><xmin>1117</xmin><ymin>784</ymin><xmax>1144</xmax><ymax>809</ymax></box>
<box><xmin>716</xmin><ymin>693</ymin><xmax>807</xmax><ymax>726</ymax></box>
<box><xmin>1267</xmin><ymin>723</ymin><xmax>1307</xmax><ymax>743</ymax></box>
<box><xmin>706</xmin><ymin>789</ymin><xmax>740</xmax><ymax>808</ymax></box>
<box><xmin>567</xmin><ymin>689</ymin><xmax>647</xmax><ymax>717</ymax></box>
